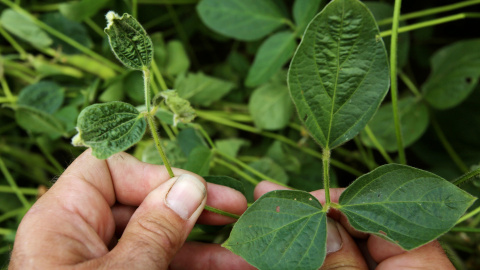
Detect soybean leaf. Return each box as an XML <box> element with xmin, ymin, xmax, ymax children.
<box><xmin>175</xmin><ymin>72</ymin><xmax>235</xmax><ymax>106</ymax></box>
<box><xmin>423</xmin><ymin>39</ymin><xmax>480</xmax><ymax>110</ymax></box>
<box><xmin>72</xmin><ymin>101</ymin><xmax>146</xmax><ymax>159</ymax></box>
<box><xmin>142</xmin><ymin>140</ymin><xmax>187</xmax><ymax>167</ymax></box>
<box><xmin>293</xmin><ymin>0</ymin><xmax>325</xmax><ymax>34</ymax></box>
<box><xmin>204</xmin><ymin>175</ymin><xmax>246</xmax><ymax>196</ymax></box>
<box><xmin>266</xmin><ymin>141</ymin><xmax>301</xmax><ymax>174</ymax></box>
<box><xmin>247</xmin><ymin>158</ymin><xmax>289</xmax><ymax>184</ymax></box>
<box><xmin>249</xmin><ymin>83</ymin><xmax>293</xmax><ymax>130</ymax></box>
<box><xmin>197</xmin><ymin>0</ymin><xmax>285</xmax><ymax>41</ymax></box>
<box><xmin>159</xmin><ymin>90</ymin><xmax>196</xmax><ymax>126</ymax></box>
<box><xmin>165</xmin><ymin>40</ymin><xmax>190</xmax><ymax>76</ymax></box>
<box><xmin>104</xmin><ymin>12</ymin><xmax>153</xmax><ymax>70</ymax></box>
<box><xmin>223</xmin><ymin>190</ymin><xmax>328</xmax><ymax>270</ymax></box>
<box><xmin>54</xmin><ymin>105</ymin><xmax>79</xmax><ymax>133</ymax></box>
<box><xmin>124</xmin><ymin>70</ymin><xmax>145</xmax><ymax>104</ymax></box>
<box><xmin>339</xmin><ymin>164</ymin><xmax>476</xmax><ymax>250</ymax></box>
<box><xmin>184</xmin><ymin>146</ymin><xmax>213</xmax><ymax>175</ymax></box>
<box><xmin>0</xmin><ymin>9</ymin><xmax>52</xmax><ymax>48</ymax></box>
<box><xmin>15</xmin><ymin>106</ymin><xmax>66</xmax><ymax>137</ymax></box>
<box><xmin>17</xmin><ymin>81</ymin><xmax>64</xmax><ymax>114</ymax></box>
<box><xmin>360</xmin><ymin>97</ymin><xmax>429</xmax><ymax>152</ymax></box>
<box><xmin>177</xmin><ymin>128</ymin><xmax>206</xmax><ymax>156</ymax></box>
<box><xmin>245</xmin><ymin>31</ymin><xmax>297</xmax><ymax>87</ymax></box>
<box><xmin>288</xmin><ymin>0</ymin><xmax>389</xmax><ymax>150</ymax></box>
<box><xmin>215</xmin><ymin>138</ymin><xmax>249</xmax><ymax>158</ymax></box>
<box><xmin>59</xmin><ymin>0</ymin><xmax>110</xmax><ymax>22</ymax></box>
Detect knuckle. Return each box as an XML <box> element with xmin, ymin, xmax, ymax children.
<box><xmin>135</xmin><ymin>216</ymin><xmax>182</xmax><ymax>259</ymax></box>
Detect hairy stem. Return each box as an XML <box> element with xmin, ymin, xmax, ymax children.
<box><xmin>322</xmin><ymin>149</ymin><xmax>331</xmax><ymax>207</ymax></box>
<box><xmin>147</xmin><ymin>116</ymin><xmax>174</xmax><ymax>178</ymax></box>
<box><xmin>451</xmin><ymin>167</ymin><xmax>480</xmax><ymax>186</ymax></box>
<box><xmin>143</xmin><ymin>68</ymin><xmax>152</xmax><ymax>112</ymax></box>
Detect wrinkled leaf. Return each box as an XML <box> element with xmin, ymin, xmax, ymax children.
<box><xmin>288</xmin><ymin>0</ymin><xmax>389</xmax><ymax>150</ymax></box>
<box><xmin>59</xmin><ymin>0</ymin><xmax>110</xmax><ymax>21</ymax></box>
<box><xmin>423</xmin><ymin>39</ymin><xmax>480</xmax><ymax>110</ymax></box>
<box><xmin>339</xmin><ymin>164</ymin><xmax>476</xmax><ymax>250</ymax></box>
<box><xmin>175</xmin><ymin>72</ymin><xmax>235</xmax><ymax>106</ymax></box>
<box><xmin>204</xmin><ymin>175</ymin><xmax>245</xmax><ymax>196</ymax></box>
<box><xmin>72</xmin><ymin>101</ymin><xmax>146</xmax><ymax>159</ymax></box>
<box><xmin>293</xmin><ymin>0</ymin><xmax>325</xmax><ymax>34</ymax></box>
<box><xmin>0</xmin><ymin>9</ymin><xmax>52</xmax><ymax>48</ymax></box>
<box><xmin>223</xmin><ymin>190</ymin><xmax>328</xmax><ymax>270</ymax></box>
<box><xmin>249</xmin><ymin>83</ymin><xmax>293</xmax><ymax>130</ymax></box>
<box><xmin>197</xmin><ymin>0</ymin><xmax>285</xmax><ymax>41</ymax></box>
<box><xmin>184</xmin><ymin>146</ymin><xmax>213</xmax><ymax>175</ymax></box>
<box><xmin>246</xmin><ymin>31</ymin><xmax>297</xmax><ymax>87</ymax></box>
<box><xmin>159</xmin><ymin>90</ymin><xmax>196</xmax><ymax>126</ymax></box>
<box><xmin>17</xmin><ymin>81</ymin><xmax>64</xmax><ymax>114</ymax></box>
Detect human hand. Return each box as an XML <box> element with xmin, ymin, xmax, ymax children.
<box><xmin>9</xmin><ymin>149</ymin><xmax>254</xmax><ymax>269</ymax></box>
<box><xmin>254</xmin><ymin>181</ymin><xmax>456</xmax><ymax>270</ymax></box>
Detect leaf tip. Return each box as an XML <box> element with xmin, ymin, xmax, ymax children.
<box><xmin>105</xmin><ymin>11</ymin><xmax>120</xmax><ymax>29</ymax></box>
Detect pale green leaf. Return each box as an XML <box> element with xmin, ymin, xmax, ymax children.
<box><xmin>159</xmin><ymin>90</ymin><xmax>196</xmax><ymax>126</ymax></box>
<box><xmin>423</xmin><ymin>39</ymin><xmax>480</xmax><ymax>110</ymax></box>
<box><xmin>165</xmin><ymin>40</ymin><xmax>190</xmax><ymax>76</ymax></box>
<box><xmin>339</xmin><ymin>164</ymin><xmax>476</xmax><ymax>250</ymax></box>
<box><xmin>249</xmin><ymin>83</ymin><xmax>293</xmax><ymax>130</ymax></box>
<box><xmin>246</xmin><ymin>31</ymin><xmax>297</xmax><ymax>87</ymax></box>
<box><xmin>223</xmin><ymin>190</ymin><xmax>328</xmax><ymax>270</ymax></box>
<box><xmin>72</xmin><ymin>101</ymin><xmax>146</xmax><ymax>159</ymax></box>
<box><xmin>288</xmin><ymin>0</ymin><xmax>389</xmax><ymax>150</ymax></box>
<box><xmin>175</xmin><ymin>72</ymin><xmax>235</xmax><ymax>106</ymax></box>
<box><xmin>215</xmin><ymin>138</ymin><xmax>249</xmax><ymax>158</ymax></box>
<box><xmin>15</xmin><ymin>106</ymin><xmax>65</xmax><ymax>136</ymax></box>
<box><xmin>59</xmin><ymin>0</ymin><xmax>110</xmax><ymax>21</ymax></box>
<box><xmin>104</xmin><ymin>12</ymin><xmax>153</xmax><ymax>70</ymax></box>
<box><xmin>0</xmin><ymin>9</ymin><xmax>52</xmax><ymax>48</ymax></box>
<box><xmin>360</xmin><ymin>97</ymin><xmax>429</xmax><ymax>152</ymax></box>
<box><xmin>142</xmin><ymin>140</ymin><xmax>187</xmax><ymax>167</ymax></box>
<box><xmin>197</xmin><ymin>0</ymin><xmax>285</xmax><ymax>41</ymax></box>
<box><xmin>17</xmin><ymin>81</ymin><xmax>64</xmax><ymax>114</ymax></box>
<box><xmin>184</xmin><ymin>146</ymin><xmax>213</xmax><ymax>175</ymax></box>
<box><xmin>293</xmin><ymin>0</ymin><xmax>325</xmax><ymax>34</ymax></box>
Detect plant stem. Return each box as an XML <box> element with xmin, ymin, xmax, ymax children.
<box><xmin>147</xmin><ymin>116</ymin><xmax>174</xmax><ymax>178</ymax></box>
<box><xmin>0</xmin><ymin>24</ymin><xmax>27</xmax><ymax>59</ymax></box>
<box><xmin>0</xmin><ymin>208</ymin><xmax>25</xmax><ymax>223</ymax></box>
<box><xmin>0</xmin><ymin>156</ymin><xmax>30</xmax><ymax>208</ymax></box>
<box><xmin>377</xmin><ymin>0</ymin><xmax>480</xmax><ymax>26</ymax></box>
<box><xmin>380</xmin><ymin>13</ymin><xmax>480</xmax><ymax>37</ymax></box>
<box><xmin>398</xmin><ymin>71</ymin><xmax>422</xmax><ymax>99</ymax></box>
<box><xmin>132</xmin><ymin>0</ymin><xmax>138</xmax><ymax>18</ymax></box>
<box><xmin>0</xmin><ymin>228</ymin><xmax>14</xmax><ymax>235</ymax></box>
<box><xmin>451</xmin><ymin>167</ymin><xmax>480</xmax><ymax>186</ymax></box>
<box><xmin>160</xmin><ymin>121</ymin><xmax>175</xmax><ymax>141</ymax></box>
<box><xmin>430</xmin><ymin>115</ymin><xmax>469</xmax><ymax>173</ymax></box>
<box><xmin>450</xmin><ymin>227</ymin><xmax>480</xmax><ymax>233</ymax></box>
<box><xmin>84</xmin><ymin>18</ymin><xmax>104</xmax><ymax>37</ymax></box>
<box><xmin>0</xmin><ymin>185</ymin><xmax>38</xmax><ymax>195</ymax></box>
<box><xmin>204</xmin><ymin>205</ymin><xmax>240</xmax><ymax>219</ymax></box>
<box><xmin>0</xmin><ymin>246</ymin><xmax>11</xmax><ymax>254</ymax></box>
<box><xmin>364</xmin><ymin>125</ymin><xmax>394</xmax><ymax>164</ymax></box>
<box><xmin>152</xmin><ymin>60</ymin><xmax>168</xmax><ymax>91</ymax></box>
<box><xmin>0</xmin><ymin>78</ymin><xmax>15</xmax><ymax>103</ymax></box>
<box><xmin>389</xmin><ymin>0</ymin><xmax>406</xmax><ymax>165</ymax></box>
<box><xmin>194</xmin><ymin>124</ymin><xmax>216</xmax><ymax>150</ymax></box>
<box><xmin>353</xmin><ymin>137</ymin><xmax>375</xmax><ymax>170</ymax></box>
<box><xmin>36</xmin><ymin>139</ymin><xmax>63</xmax><ymax>174</ymax></box>
<box><xmin>322</xmin><ymin>149</ymin><xmax>331</xmax><ymax>207</ymax></box>
<box><xmin>456</xmin><ymin>205</ymin><xmax>480</xmax><ymax>224</ymax></box>
<box><xmin>214</xmin><ymin>158</ymin><xmax>259</xmax><ymax>186</ymax></box>
<box><xmin>143</xmin><ymin>68</ymin><xmax>152</xmax><ymax>112</ymax></box>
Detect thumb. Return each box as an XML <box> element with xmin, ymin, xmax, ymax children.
<box><xmin>105</xmin><ymin>174</ymin><xmax>207</xmax><ymax>269</ymax></box>
<box><xmin>321</xmin><ymin>218</ymin><xmax>368</xmax><ymax>270</ymax></box>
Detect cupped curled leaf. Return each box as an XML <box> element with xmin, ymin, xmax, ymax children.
<box><xmin>156</xmin><ymin>90</ymin><xmax>196</xmax><ymax>126</ymax></box>
<box><xmin>104</xmin><ymin>11</ymin><xmax>153</xmax><ymax>70</ymax></box>
<box><xmin>339</xmin><ymin>164</ymin><xmax>476</xmax><ymax>250</ymax></box>
<box><xmin>223</xmin><ymin>190</ymin><xmax>328</xmax><ymax>270</ymax></box>
<box><xmin>72</xmin><ymin>101</ymin><xmax>146</xmax><ymax>159</ymax></box>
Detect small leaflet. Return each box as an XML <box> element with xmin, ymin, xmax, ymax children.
<box><xmin>159</xmin><ymin>90</ymin><xmax>196</xmax><ymax>126</ymax></box>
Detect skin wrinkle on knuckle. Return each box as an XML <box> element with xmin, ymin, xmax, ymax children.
<box><xmin>134</xmin><ymin>216</ymin><xmax>182</xmax><ymax>259</ymax></box>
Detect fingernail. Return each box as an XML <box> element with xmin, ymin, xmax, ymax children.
<box><xmin>326</xmin><ymin>218</ymin><xmax>342</xmax><ymax>254</ymax></box>
<box><xmin>165</xmin><ymin>174</ymin><xmax>206</xmax><ymax>220</ymax></box>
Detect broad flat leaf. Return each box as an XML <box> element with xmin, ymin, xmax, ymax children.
<box><xmin>223</xmin><ymin>190</ymin><xmax>328</xmax><ymax>270</ymax></box>
<box><xmin>204</xmin><ymin>175</ymin><xmax>246</xmax><ymax>196</ymax></box>
<box><xmin>215</xmin><ymin>138</ymin><xmax>249</xmax><ymax>158</ymax></box>
<box><xmin>266</xmin><ymin>141</ymin><xmax>301</xmax><ymax>173</ymax></box>
<box><xmin>165</xmin><ymin>40</ymin><xmax>190</xmax><ymax>76</ymax></box>
<box><xmin>423</xmin><ymin>39</ymin><xmax>480</xmax><ymax>110</ymax></box>
<box><xmin>15</xmin><ymin>106</ymin><xmax>65</xmax><ymax>136</ymax></box>
<box><xmin>293</xmin><ymin>0</ymin><xmax>325</xmax><ymax>34</ymax></box>
<box><xmin>54</xmin><ymin>105</ymin><xmax>79</xmax><ymax>133</ymax></box>
<box><xmin>246</xmin><ymin>31</ymin><xmax>297</xmax><ymax>87</ymax></box>
<box><xmin>247</xmin><ymin>158</ymin><xmax>289</xmax><ymax>184</ymax></box>
<box><xmin>72</xmin><ymin>101</ymin><xmax>147</xmax><ymax>159</ymax></box>
<box><xmin>177</xmin><ymin>128</ymin><xmax>206</xmax><ymax>156</ymax></box>
<box><xmin>339</xmin><ymin>164</ymin><xmax>476</xmax><ymax>250</ymax></box>
<box><xmin>184</xmin><ymin>146</ymin><xmax>213</xmax><ymax>175</ymax></box>
<box><xmin>142</xmin><ymin>140</ymin><xmax>187</xmax><ymax>167</ymax></box>
<box><xmin>17</xmin><ymin>81</ymin><xmax>64</xmax><ymax>114</ymax></box>
<box><xmin>288</xmin><ymin>0</ymin><xmax>389</xmax><ymax>150</ymax></box>
<box><xmin>104</xmin><ymin>12</ymin><xmax>153</xmax><ymax>70</ymax></box>
<box><xmin>175</xmin><ymin>72</ymin><xmax>235</xmax><ymax>106</ymax></box>
<box><xmin>249</xmin><ymin>83</ymin><xmax>293</xmax><ymax>130</ymax></box>
<box><xmin>0</xmin><ymin>9</ymin><xmax>52</xmax><ymax>48</ymax></box>
<box><xmin>360</xmin><ymin>97</ymin><xmax>429</xmax><ymax>152</ymax></box>
<box><xmin>197</xmin><ymin>0</ymin><xmax>285</xmax><ymax>41</ymax></box>
<box><xmin>159</xmin><ymin>90</ymin><xmax>196</xmax><ymax>126</ymax></box>
<box><xmin>59</xmin><ymin>0</ymin><xmax>110</xmax><ymax>21</ymax></box>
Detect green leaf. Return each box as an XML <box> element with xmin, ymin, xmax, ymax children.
<box><xmin>223</xmin><ymin>190</ymin><xmax>328</xmax><ymax>270</ymax></box>
<box><xmin>17</xmin><ymin>81</ymin><xmax>64</xmax><ymax>114</ymax></box>
<box><xmin>15</xmin><ymin>106</ymin><xmax>65</xmax><ymax>136</ymax></box>
<box><xmin>266</xmin><ymin>141</ymin><xmax>301</xmax><ymax>173</ymax></box>
<box><xmin>184</xmin><ymin>146</ymin><xmax>213</xmax><ymax>175</ymax></box>
<box><xmin>215</xmin><ymin>138</ymin><xmax>249</xmax><ymax>158</ymax></box>
<box><xmin>249</xmin><ymin>83</ymin><xmax>293</xmax><ymax>130</ymax></box>
<box><xmin>246</xmin><ymin>31</ymin><xmax>297</xmax><ymax>87</ymax></box>
<box><xmin>197</xmin><ymin>0</ymin><xmax>286</xmax><ymax>41</ymax></box>
<box><xmin>158</xmin><ymin>90</ymin><xmax>196</xmax><ymax>126</ymax></box>
<box><xmin>142</xmin><ymin>140</ymin><xmax>187</xmax><ymax>167</ymax></box>
<box><xmin>72</xmin><ymin>101</ymin><xmax>147</xmax><ymax>159</ymax></box>
<box><xmin>177</xmin><ymin>128</ymin><xmax>206</xmax><ymax>156</ymax></box>
<box><xmin>204</xmin><ymin>175</ymin><xmax>246</xmax><ymax>196</ymax></box>
<box><xmin>288</xmin><ymin>0</ymin><xmax>389</xmax><ymax>150</ymax></box>
<box><xmin>59</xmin><ymin>0</ymin><xmax>110</xmax><ymax>21</ymax></box>
<box><xmin>175</xmin><ymin>72</ymin><xmax>235</xmax><ymax>106</ymax></box>
<box><xmin>247</xmin><ymin>158</ymin><xmax>289</xmax><ymax>184</ymax></box>
<box><xmin>0</xmin><ymin>9</ymin><xmax>52</xmax><ymax>48</ymax></box>
<box><xmin>165</xmin><ymin>40</ymin><xmax>190</xmax><ymax>76</ymax></box>
<box><xmin>104</xmin><ymin>12</ymin><xmax>153</xmax><ymax>70</ymax></box>
<box><xmin>339</xmin><ymin>164</ymin><xmax>476</xmax><ymax>250</ymax></box>
<box><xmin>293</xmin><ymin>0</ymin><xmax>325</xmax><ymax>34</ymax></box>
<box><xmin>423</xmin><ymin>39</ymin><xmax>480</xmax><ymax>110</ymax></box>
<box><xmin>54</xmin><ymin>105</ymin><xmax>79</xmax><ymax>133</ymax></box>
<box><xmin>360</xmin><ymin>97</ymin><xmax>429</xmax><ymax>152</ymax></box>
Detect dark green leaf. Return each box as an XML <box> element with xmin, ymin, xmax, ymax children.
<box><xmin>293</xmin><ymin>0</ymin><xmax>325</xmax><ymax>34</ymax></box>
<box><xmin>204</xmin><ymin>175</ymin><xmax>245</xmax><ymax>196</ymax></box>
<box><xmin>249</xmin><ymin>83</ymin><xmax>293</xmax><ymax>130</ymax></box>
<box><xmin>17</xmin><ymin>81</ymin><xmax>64</xmax><ymax>114</ymax></box>
<box><xmin>184</xmin><ymin>146</ymin><xmax>213</xmax><ymax>175</ymax></box>
<box><xmin>423</xmin><ymin>39</ymin><xmax>480</xmax><ymax>110</ymax></box>
<box><xmin>266</xmin><ymin>141</ymin><xmax>301</xmax><ymax>173</ymax></box>
<box><xmin>339</xmin><ymin>164</ymin><xmax>476</xmax><ymax>250</ymax></box>
<box><xmin>177</xmin><ymin>128</ymin><xmax>206</xmax><ymax>156</ymax></box>
<box><xmin>59</xmin><ymin>0</ymin><xmax>110</xmax><ymax>21</ymax></box>
<box><xmin>223</xmin><ymin>190</ymin><xmax>328</xmax><ymax>270</ymax></box>
<box><xmin>197</xmin><ymin>0</ymin><xmax>285</xmax><ymax>41</ymax></box>
<box><xmin>142</xmin><ymin>140</ymin><xmax>187</xmax><ymax>167</ymax></box>
<box><xmin>247</xmin><ymin>158</ymin><xmax>289</xmax><ymax>184</ymax></box>
<box><xmin>54</xmin><ymin>105</ymin><xmax>79</xmax><ymax>133</ymax></box>
<box><xmin>246</xmin><ymin>31</ymin><xmax>297</xmax><ymax>87</ymax></box>
<box><xmin>288</xmin><ymin>0</ymin><xmax>389</xmax><ymax>150</ymax></box>
<box><xmin>0</xmin><ymin>9</ymin><xmax>52</xmax><ymax>48</ymax></box>
<box><xmin>72</xmin><ymin>101</ymin><xmax>146</xmax><ymax>159</ymax></box>
<box><xmin>15</xmin><ymin>106</ymin><xmax>65</xmax><ymax>136</ymax></box>
<box><xmin>175</xmin><ymin>72</ymin><xmax>235</xmax><ymax>106</ymax></box>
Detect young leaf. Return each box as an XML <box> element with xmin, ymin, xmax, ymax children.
<box><xmin>339</xmin><ymin>164</ymin><xmax>476</xmax><ymax>250</ymax></box>
<box><xmin>423</xmin><ymin>39</ymin><xmax>480</xmax><ymax>110</ymax></box>
<box><xmin>0</xmin><ymin>9</ymin><xmax>52</xmax><ymax>48</ymax></box>
<box><xmin>184</xmin><ymin>146</ymin><xmax>213</xmax><ymax>175</ymax></box>
<box><xmin>175</xmin><ymin>72</ymin><xmax>235</xmax><ymax>106</ymax></box>
<box><xmin>72</xmin><ymin>101</ymin><xmax>147</xmax><ymax>159</ymax></box>
<box><xmin>197</xmin><ymin>0</ymin><xmax>285</xmax><ymax>41</ymax></box>
<box><xmin>249</xmin><ymin>83</ymin><xmax>293</xmax><ymax>131</ymax></box>
<box><xmin>104</xmin><ymin>12</ymin><xmax>153</xmax><ymax>70</ymax></box>
<box><xmin>223</xmin><ymin>190</ymin><xmax>328</xmax><ymax>270</ymax></box>
<box><xmin>288</xmin><ymin>0</ymin><xmax>389</xmax><ymax>150</ymax></box>
<box><xmin>245</xmin><ymin>31</ymin><xmax>297</xmax><ymax>87</ymax></box>
<box><xmin>17</xmin><ymin>81</ymin><xmax>64</xmax><ymax>114</ymax></box>
<box><xmin>292</xmin><ymin>0</ymin><xmax>325</xmax><ymax>35</ymax></box>
<box><xmin>158</xmin><ymin>90</ymin><xmax>196</xmax><ymax>126</ymax></box>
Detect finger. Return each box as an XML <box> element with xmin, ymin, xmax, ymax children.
<box><xmin>92</xmin><ymin>174</ymin><xmax>207</xmax><ymax>269</ymax></box>
<box><xmin>170</xmin><ymin>242</ymin><xmax>256</xmax><ymax>270</ymax></box>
